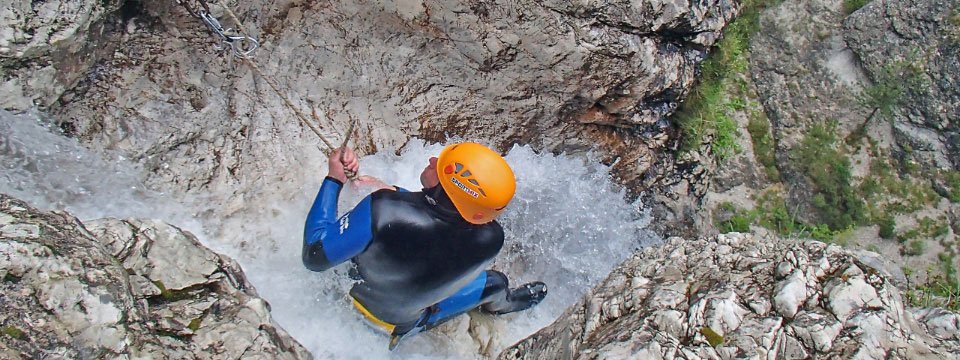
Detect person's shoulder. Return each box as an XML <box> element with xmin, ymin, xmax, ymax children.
<box><xmin>370</xmin><ymin>188</ymin><xmax>419</xmax><ymax>202</ymax></box>
<box><xmin>482</xmin><ymin>220</ymin><xmax>504</xmax><ymax>236</ymax></box>
<box><xmin>474</xmin><ymin>220</ymin><xmax>505</xmax><ymax>250</ymax></box>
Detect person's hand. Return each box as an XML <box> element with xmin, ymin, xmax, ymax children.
<box><xmin>353</xmin><ymin>175</ymin><xmax>396</xmax><ymax>191</ymax></box>
<box><xmin>327</xmin><ymin>147</ymin><xmax>358</xmax><ymax>183</ymax></box>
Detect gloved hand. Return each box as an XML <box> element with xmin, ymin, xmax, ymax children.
<box><xmin>327</xmin><ymin>146</ymin><xmax>359</xmax><ymax>183</ymax></box>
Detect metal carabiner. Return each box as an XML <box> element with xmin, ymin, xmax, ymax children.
<box><xmin>225</xmin><ymin>34</ymin><xmax>259</xmax><ymax>58</ymax></box>
<box><xmin>198</xmin><ymin>11</ymin><xmax>259</xmax><ymax>58</ymax></box>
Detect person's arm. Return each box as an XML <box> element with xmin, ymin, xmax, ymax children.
<box><xmin>354</xmin><ymin>175</ymin><xmax>409</xmax><ymax>192</ymax></box>
<box><xmin>302</xmin><ymin>147</ymin><xmax>373</xmax><ymax>271</ymax></box>
<box><xmin>302</xmin><ymin>177</ymin><xmax>375</xmax><ymax>271</ymax></box>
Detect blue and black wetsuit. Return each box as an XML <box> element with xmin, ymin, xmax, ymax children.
<box><xmin>303</xmin><ymin>177</ymin><xmax>545</xmax><ymax>341</ymax></box>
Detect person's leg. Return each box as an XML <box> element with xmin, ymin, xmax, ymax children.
<box><xmin>423</xmin><ymin>270</ymin><xmax>547</xmax><ymax>330</ymax></box>
<box><xmin>476</xmin><ymin>270</ymin><xmax>547</xmax><ymax>315</ymax></box>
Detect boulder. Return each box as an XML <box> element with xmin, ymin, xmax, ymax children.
<box><xmin>501</xmin><ymin>232</ymin><xmax>960</xmax><ymax>359</ymax></box>
<box><xmin>0</xmin><ymin>193</ymin><xmax>310</xmax><ymax>359</ymax></box>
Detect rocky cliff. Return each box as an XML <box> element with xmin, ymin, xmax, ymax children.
<box><xmin>700</xmin><ymin>0</ymin><xmax>959</xmax><ymax>301</ymax></box>
<box><xmin>501</xmin><ymin>232</ymin><xmax>960</xmax><ymax>359</ymax></box>
<box><xmin>2</xmin><ymin>0</ymin><xmax>738</xmax><ymax>235</ymax></box>
<box><xmin>0</xmin><ymin>194</ymin><xmax>309</xmax><ymax>359</ymax></box>
<box><xmin>4</xmin><ymin>0</ymin><xmax>960</xmax><ymax>358</ymax></box>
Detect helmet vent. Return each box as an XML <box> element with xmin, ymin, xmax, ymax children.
<box><xmin>455</xmin><ymin>163</ymin><xmax>464</xmax><ymax>173</ymax></box>
<box><xmin>468</xmin><ymin>179</ymin><xmax>479</xmax><ymax>186</ymax></box>
<box><xmin>461</xmin><ymin>170</ymin><xmax>472</xmax><ymax>177</ymax></box>
<box><xmin>477</xmin><ymin>188</ymin><xmax>487</xmax><ymax>197</ymax></box>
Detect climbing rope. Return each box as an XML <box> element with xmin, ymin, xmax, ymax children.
<box><xmin>175</xmin><ymin>0</ymin><xmax>346</xmax><ymax>157</ymax></box>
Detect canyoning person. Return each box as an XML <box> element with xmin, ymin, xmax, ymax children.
<box><xmin>302</xmin><ymin>142</ymin><xmax>548</xmax><ymax>350</ymax></box>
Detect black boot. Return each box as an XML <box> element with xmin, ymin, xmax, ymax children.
<box><xmin>482</xmin><ymin>281</ymin><xmax>548</xmax><ymax>315</ymax></box>
<box><xmin>508</xmin><ymin>281</ymin><xmax>548</xmax><ymax>309</ymax></box>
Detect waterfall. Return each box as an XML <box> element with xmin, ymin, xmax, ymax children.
<box><xmin>0</xmin><ymin>109</ymin><xmax>660</xmax><ymax>359</ymax></box>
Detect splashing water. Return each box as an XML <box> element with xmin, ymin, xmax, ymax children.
<box><xmin>0</xmin><ymin>110</ymin><xmax>660</xmax><ymax>358</ymax></box>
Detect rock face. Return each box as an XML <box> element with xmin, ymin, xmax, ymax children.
<box><xmin>501</xmin><ymin>232</ymin><xmax>960</xmax><ymax>359</ymax></box>
<box><xmin>749</xmin><ymin>0</ymin><xmax>959</xmax><ymax>225</ymax></box>
<box><xmin>0</xmin><ymin>194</ymin><xmax>309</xmax><ymax>359</ymax></box>
<box><xmin>843</xmin><ymin>0</ymin><xmax>960</xmax><ymax>169</ymax></box>
<box><xmin>0</xmin><ymin>0</ymin><xmax>125</xmax><ymax>110</ymax></box>
<box><xmin>2</xmin><ymin>0</ymin><xmax>736</xmax><ymax>229</ymax></box>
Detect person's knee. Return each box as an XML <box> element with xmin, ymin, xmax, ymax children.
<box><xmin>482</xmin><ymin>270</ymin><xmax>509</xmax><ymax>298</ymax></box>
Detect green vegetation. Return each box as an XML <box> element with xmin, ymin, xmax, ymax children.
<box><xmin>674</xmin><ymin>0</ymin><xmax>783</xmax><ymax>162</ymax></box>
<box><xmin>904</xmin><ymin>239</ymin><xmax>925</xmax><ymax>256</ymax></box>
<box><xmin>716</xmin><ymin>192</ymin><xmax>840</xmax><ymax>241</ymax></box>
<box><xmin>947</xmin><ymin>8</ymin><xmax>960</xmax><ymax>43</ymax></box>
<box><xmin>860</xmin><ymin>158</ymin><xmax>939</xmax><ymax>216</ymax></box>
<box><xmin>188</xmin><ymin>317</ymin><xmax>203</xmax><ymax>332</ymax></box>
<box><xmin>746</xmin><ymin>105</ymin><xmax>780</xmax><ymax>179</ymax></box>
<box><xmin>1</xmin><ymin>325</ymin><xmax>25</xmax><ymax>340</ymax></box>
<box><xmin>793</xmin><ymin>122</ymin><xmax>866</xmax><ymax>230</ymax></box>
<box><xmin>152</xmin><ymin>281</ymin><xmax>198</xmax><ymax>302</ymax></box>
<box><xmin>858</xmin><ymin>53</ymin><xmax>929</xmax><ymax>124</ymax></box>
<box><xmin>877</xmin><ymin>213</ymin><xmax>896</xmax><ymax>239</ymax></box>
<box><xmin>843</xmin><ymin>0</ymin><xmax>870</xmax><ymax>15</ymax></box>
<box><xmin>906</xmin><ymin>253</ymin><xmax>960</xmax><ymax>310</ymax></box>
<box><xmin>945</xmin><ymin>170</ymin><xmax>960</xmax><ymax>203</ymax></box>
<box><xmin>700</xmin><ymin>326</ymin><xmax>724</xmax><ymax>347</ymax></box>
<box><xmin>3</xmin><ymin>272</ymin><xmax>21</xmax><ymax>283</ymax></box>
<box><xmin>896</xmin><ymin>216</ymin><xmax>949</xmax><ymax>243</ymax></box>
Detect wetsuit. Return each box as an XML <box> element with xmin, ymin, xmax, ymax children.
<box><xmin>302</xmin><ymin>177</ymin><xmax>544</xmax><ymax>338</ymax></box>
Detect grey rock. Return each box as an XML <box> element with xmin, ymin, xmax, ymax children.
<box><xmin>3</xmin><ymin>0</ymin><xmax>736</xmax><ymax>238</ymax></box>
<box><xmin>913</xmin><ymin>307</ymin><xmax>960</xmax><ymax>354</ymax></box>
<box><xmin>500</xmin><ymin>232</ymin><xmax>959</xmax><ymax>359</ymax></box>
<box><xmin>748</xmin><ymin>0</ymin><xmax>959</xmax><ymax>228</ymax></box>
<box><xmin>0</xmin><ymin>0</ymin><xmax>124</xmax><ymax>110</ymax></box>
<box><xmin>0</xmin><ymin>193</ymin><xmax>310</xmax><ymax>359</ymax></box>
<box><xmin>844</xmin><ymin>0</ymin><xmax>960</xmax><ymax>169</ymax></box>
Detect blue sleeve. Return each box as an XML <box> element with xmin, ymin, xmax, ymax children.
<box><xmin>302</xmin><ymin>177</ymin><xmax>374</xmax><ymax>272</ymax></box>
<box><xmin>395</xmin><ymin>186</ymin><xmax>409</xmax><ymax>192</ymax></box>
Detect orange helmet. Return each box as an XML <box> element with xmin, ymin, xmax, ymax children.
<box><xmin>436</xmin><ymin>142</ymin><xmax>516</xmax><ymax>224</ymax></box>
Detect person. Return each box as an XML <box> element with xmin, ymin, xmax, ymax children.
<box><xmin>302</xmin><ymin>142</ymin><xmax>548</xmax><ymax>350</ymax></box>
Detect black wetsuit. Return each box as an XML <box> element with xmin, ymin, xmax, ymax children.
<box><xmin>302</xmin><ymin>177</ymin><xmax>543</xmax><ymax>334</ymax></box>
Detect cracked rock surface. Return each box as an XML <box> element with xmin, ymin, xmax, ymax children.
<box><xmin>501</xmin><ymin>232</ymin><xmax>960</xmax><ymax>359</ymax></box>
<box><xmin>0</xmin><ymin>194</ymin><xmax>309</xmax><ymax>359</ymax></box>
<box><xmin>2</xmin><ymin>0</ymin><xmax>737</xmax><ymax>235</ymax></box>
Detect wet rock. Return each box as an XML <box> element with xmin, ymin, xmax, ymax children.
<box><xmin>3</xmin><ymin>1</ymin><xmax>737</xmax><ymax>237</ymax></box>
<box><xmin>501</xmin><ymin>232</ymin><xmax>959</xmax><ymax>359</ymax></box>
<box><xmin>1</xmin><ymin>0</ymin><xmax>124</xmax><ymax>110</ymax></box>
<box><xmin>0</xmin><ymin>194</ymin><xmax>310</xmax><ymax>359</ymax></box>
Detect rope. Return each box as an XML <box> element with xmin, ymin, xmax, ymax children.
<box><xmin>213</xmin><ymin>0</ymin><xmax>358</xmax><ymax>179</ymax></box>
<box><xmin>213</xmin><ymin>0</ymin><xmax>338</xmax><ymax>152</ymax></box>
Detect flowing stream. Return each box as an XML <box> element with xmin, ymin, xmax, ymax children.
<box><xmin>0</xmin><ymin>109</ymin><xmax>660</xmax><ymax>359</ymax></box>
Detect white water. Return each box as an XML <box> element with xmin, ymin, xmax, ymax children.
<box><xmin>0</xmin><ymin>110</ymin><xmax>659</xmax><ymax>359</ymax></box>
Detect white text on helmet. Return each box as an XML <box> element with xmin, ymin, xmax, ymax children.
<box><xmin>449</xmin><ymin>177</ymin><xmax>479</xmax><ymax>198</ymax></box>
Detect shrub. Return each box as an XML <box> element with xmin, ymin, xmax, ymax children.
<box><xmin>673</xmin><ymin>0</ymin><xmax>783</xmax><ymax>162</ymax></box>
<box><xmin>723</xmin><ymin>215</ymin><xmax>752</xmax><ymax>233</ymax></box>
<box><xmin>907</xmin><ymin>253</ymin><xmax>960</xmax><ymax>310</ymax></box>
<box><xmin>904</xmin><ymin>239</ymin><xmax>925</xmax><ymax>256</ymax></box>
<box><xmin>860</xmin><ymin>53</ymin><xmax>929</xmax><ymax>122</ymax></box>
<box><xmin>746</xmin><ymin>105</ymin><xmax>779</xmax><ymax>179</ymax></box>
<box><xmin>946</xmin><ymin>171</ymin><xmax>960</xmax><ymax>203</ymax></box>
<box><xmin>843</xmin><ymin>0</ymin><xmax>870</xmax><ymax>15</ymax></box>
<box><xmin>877</xmin><ymin>214</ymin><xmax>896</xmax><ymax>239</ymax></box>
<box><xmin>793</xmin><ymin>122</ymin><xmax>866</xmax><ymax>230</ymax></box>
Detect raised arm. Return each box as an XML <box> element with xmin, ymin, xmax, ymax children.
<box><xmin>302</xmin><ymin>176</ymin><xmax>375</xmax><ymax>271</ymax></box>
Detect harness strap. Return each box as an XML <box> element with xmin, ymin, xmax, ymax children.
<box><xmin>351</xmin><ymin>297</ymin><xmax>396</xmax><ymax>334</ymax></box>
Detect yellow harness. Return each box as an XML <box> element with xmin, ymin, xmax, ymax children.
<box><xmin>351</xmin><ymin>297</ymin><xmax>396</xmax><ymax>333</ymax></box>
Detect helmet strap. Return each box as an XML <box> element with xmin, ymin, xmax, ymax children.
<box><xmin>423</xmin><ymin>185</ymin><xmax>460</xmax><ymax>219</ymax></box>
